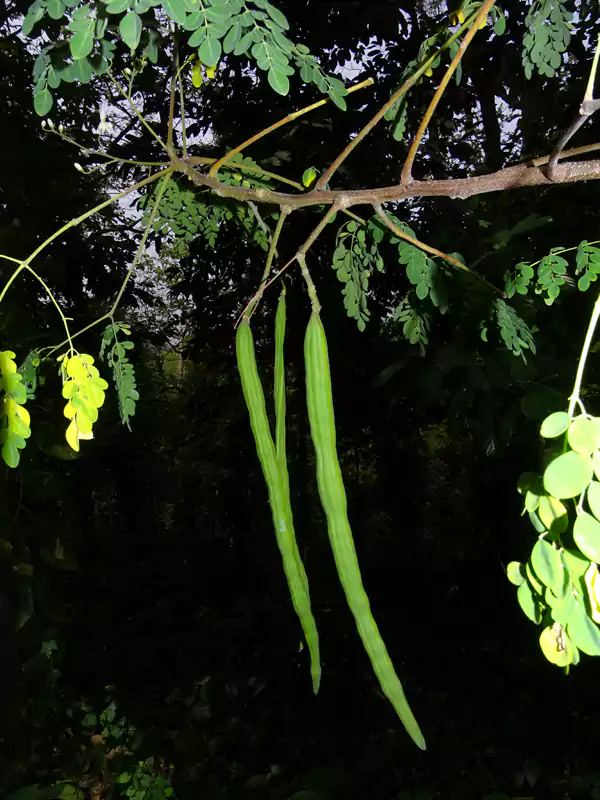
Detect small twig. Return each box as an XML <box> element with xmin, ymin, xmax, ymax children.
<box><xmin>298</xmin><ymin>204</ymin><xmax>340</xmax><ymax>255</ymax></box>
<box><xmin>313</xmin><ymin>13</ymin><xmax>477</xmax><ymax>192</ymax></box>
<box><xmin>43</xmin><ymin>173</ymin><xmax>173</xmax><ymax>358</ymax></box>
<box><xmin>242</xmin><ymin>207</ymin><xmax>291</xmax><ymax>322</ymax></box>
<box><xmin>401</xmin><ymin>0</ymin><xmax>496</xmax><ymax>184</ymax></box>
<box><xmin>298</xmin><ymin>253</ymin><xmax>320</xmax><ymax>312</ymax></box>
<box><xmin>167</xmin><ymin>36</ymin><xmax>177</xmax><ymax>153</ymax></box>
<box><xmin>188</xmin><ymin>156</ymin><xmax>304</xmax><ymax>190</ymax></box>
<box><xmin>548</xmin><ymin>35</ymin><xmax>600</xmax><ymax>181</ymax></box>
<box><xmin>247</xmin><ymin>201</ymin><xmax>273</xmax><ymax>244</ymax></box>
<box><xmin>236</xmin><ymin>204</ymin><xmax>339</xmax><ymax>325</ymax></box>
<box><xmin>0</xmin><ymin>167</ymin><xmax>174</xmax><ymax>308</ymax></box>
<box><xmin>568</xmin><ymin>290</ymin><xmax>600</xmax><ymax>416</ymax></box>
<box><xmin>209</xmin><ymin>78</ymin><xmax>374</xmax><ymax>178</ymax></box>
<box><xmin>374</xmin><ymin>205</ymin><xmax>505</xmax><ymax>295</ymax></box>
<box><xmin>531</xmin><ymin>141</ymin><xmax>600</xmax><ymax>167</ymax></box>
<box><xmin>178</xmin><ymin>70</ymin><xmax>188</xmax><ymax>158</ymax></box>
<box><xmin>108</xmin><ymin>71</ymin><xmax>170</xmax><ymax>153</ymax></box>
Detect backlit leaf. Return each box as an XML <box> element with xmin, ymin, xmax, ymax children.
<box><xmin>34</xmin><ymin>88</ymin><xmax>53</xmax><ymax>116</ymax></box>
<box><xmin>587</xmin><ymin>480</ymin><xmax>600</xmax><ymax>521</ymax></box>
<box><xmin>540</xmin><ymin>410</ymin><xmax>569</xmax><ymax>438</ymax></box>
<box><xmin>507</xmin><ymin>561</ymin><xmax>525</xmax><ymax>586</ymax></box>
<box><xmin>70</xmin><ymin>27</ymin><xmax>94</xmax><ymax>59</ymax></box>
<box><xmin>574</xmin><ymin>511</ymin><xmax>600</xmax><ymax>563</ymax></box>
<box><xmin>119</xmin><ymin>11</ymin><xmax>142</xmax><ymax>50</ymax></box>
<box><xmin>539</xmin><ymin>624</ymin><xmax>573</xmax><ymax>666</ymax></box>
<box><xmin>531</xmin><ymin>539</ymin><xmax>564</xmax><ymax>595</ymax></box>
<box><xmin>568</xmin><ymin>416</ymin><xmax>600</xmax><ymax>455</ymax></box>
<box><xmin>567</xmin><ymin>603</ymin><xmax>600</xmax><ymax>655</ymax></box>
<box><xmin>268</xmin><ymin>66</ymin><xmax>289</xmax><ymax>95</ymax></box>
<box><xmin>517</xmin><ymin>580</ymin><xmax>542</xmax><ymax>623</ymax></box>
<box><xmin>543</xmin><ymin>451</ymin><xmax>592</xmax><ymax>499</ymax></box>
<box><xmin>537</xmin><ymin>495</ymin><xmax>568</xmax><ymax>533</ymax></box>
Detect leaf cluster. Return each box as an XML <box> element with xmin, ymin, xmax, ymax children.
<box><xmin>331</xmin><ymin>219</ymin><xmax>383</xmax><ymax>331</ymax></box>
<box><xmin>59</xmin><ymin>352</ymin><xmax>109</xmax><ymax>452</ymax></box>
<box><xmin>0</xmin><ymin>350</ymin><xmax>32</xmax><ymax>468</ymax></box>
<box><xmin>510</xmin><ymin>411</ymin><xmax>600</xmax><ymax>668</ymax></box>
<box><xmin>23</xmin><ymin>0</ymin><xmax>348</xmax><ymax>115</ymax></box>
<box><xmin>100</xmin><ymin>321</ymin><xmax>139</xmax><ymax>430</ymax></box>
<box><xmin>522</xmin><ymin>0</ymin><xmax>572</xmax><ymax>79</ymax></box>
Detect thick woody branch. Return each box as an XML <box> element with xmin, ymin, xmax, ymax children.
<box><xmin>176</xmin><ymin>155</ymin><xmax>600</xmax><ymax>210</ymax></box>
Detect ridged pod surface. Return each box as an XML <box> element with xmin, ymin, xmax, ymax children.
<box><xmin>236</xmin><ymin>318</ymin><xmax>321</xmax><ymax>693</ymax></box>
<box><xmin>274</xmin><ymin>290</ymin><xmax>290</xmax><ymax>508</ymax></box>
<box><xmin>304</xmin><ymin>310</ymin><xmax>425</xmax><ymax>749</ymax></box>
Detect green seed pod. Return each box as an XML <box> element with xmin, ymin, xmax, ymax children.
<box><xmin>237</xmin><ymin>318</ymin><xmax>321</xmax><ymax>693</ymax></box>
<box><xmin>304</xmin><ymin>310</ymin><xmax>425</xmax><ymax>749</ymax></box>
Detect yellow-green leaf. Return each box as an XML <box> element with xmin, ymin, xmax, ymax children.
<box><xmin>544</xmin><ymin>451</ymin><xmax>593</xmax><ymax>499</ymax></box>
<box><xmin>302</xmin><ymin>166</ymin><xmax>317</xmax><ymax>188</ymax></box>
<box><xmin>574</xmin><ymin>511</ymin><xmax>600</xmax><ymax>562</ymax></box>
<box><xmin>568</xmin><ymin>416</ymin><xmax>600</xmax><ymax>455</ymax></box>
<box><xmin>538</xmin><ymin>495</ymin><xmax>568</xmax><ymax>533</ymax></box>
<box><xmin>65</xmin><ymin>419</ymin><xmax>80</xmax><ymax>452</ymax></box>
<box><xmin>539</xmin><ymin>624</ymin><xmax>573</xmax><ymax>667</ymax></box>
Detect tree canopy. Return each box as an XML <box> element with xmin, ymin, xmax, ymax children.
<box><xmin>4</xmin><ymin>0</ymin><xmax>600</xmax><ymax>797</ymax></box>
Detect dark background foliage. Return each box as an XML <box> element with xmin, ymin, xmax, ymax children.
<box><xmin>2</xmin><ymin>0</ymin><xmax>600</xmax><ymax>797</ymax></box>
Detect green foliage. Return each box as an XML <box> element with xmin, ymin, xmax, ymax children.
<box><xmin>331</xmin><ymin>219</ymin><xmax>383</xmax><ymax>330</ymax></box>
<box><xmin>139</xmin><ymin>170</ymin><xmax>274</xmax><ymax>250</ymax></box>
<box><xmin>506</xmin><ymin>240</ymin><xmax>600</xmax><ymax>304</ymax></box>
<box><xmin>383</xmin><ymin>215</ymin><xmax>449</xmax><ymax>311</ymax></box>
<box><xmin>18</xmin><ymin>350</ymin><xmax>41</xmax><ymax>400</ymax></box>
<box><xmin>383</xmin><ymin>23</ymin><xmax>471</xmax><ymax>141</ymax></box>
<box><xmin>0</xmin><ymin>350</ymin><xmax>32</xmax><ymax>468</ymax></box>
<box><xmin>510</xmin><ymin>407</ymin><xmax>600</xmax><ymax>669</ymax></box>
<box><xmin>391</xmin><ymin>294</ymin><xmax>431</xmax><ymax>349</ymax></box>
<box><xmin>481</xmin><ymin>298</ymin><xmax>536</xmax><ymax>360</ymax></box>
<box><xmin>522</xmin><ymin>0</ymin><xmax>572</xmax><ymax>79</ymax></box>
<box><xmin>100</xmin><ymin>322</ymin><xmax>139</xmax><ymax>430</ymax></box>
<box><xmin>576</xmin><ymin>240</ymin><xmax>600</xmax><ymax>291</ymax></box>
<box><xmin>506</xmin><ymin>250</ymin><xmax>568</xmax><ymax>305</ymax></box>
<box><xmin>22</xmin><ymin>0</ymin><xmax>348</xmax><ymax>114</ymax></box>
<box><xmin>383</xmin><ymin>35</ymin><xmax>442</xmax><ymax>141</ymax></box>
<box><xmin>116</xmin><ymin>762</ymin><xmax>175</xmax><ymax>800</ymax></box>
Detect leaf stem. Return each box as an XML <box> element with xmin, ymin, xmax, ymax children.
<box><xmin>401</xmin><ymin>0</ymin><xmax>496</xmax><ymax>183</ymax></box>
<box><xmin>314</xmin><ymin>13</ymin><xmax>479</xmax><ymax>191</ymax></box>
<box><xmin>0</xmin><ymin>168</ymin><xmax>173</xmax><ymax>309</ymax></box>
<box><xmin>209</xmin><ymin>78</ymin><xmax>374</xmax><ymax>178</ymax></box>
<box><xmin>109</xmin><ymin>71</ymin><xmax>170</xmax><ymax>153</ymax></box>
<box><xmin>245</xmin><ymin>208</ymin><xmax>290</xmax><ymax>321</ymax></box>
<box><xmin>41</xmin><ymin>173</ymin><xmax>173</xmax><ymax>358</ymax></box>
<box><xmin>23</xmin><ymin>265</ymin><xmax>73</xmax><ymax>352</ymax></box>
<box><xmin>374</xmin><ymin>205</ymin><xmax>505</xmax><ymax>294</ymax></box>
<box><xmin>569</xmin><ymin>292</ymin><xmax>600</xmax><ymax>417</ymax></box>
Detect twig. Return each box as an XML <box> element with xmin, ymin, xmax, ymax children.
<box><xmin>243</xmin><ymin>207</ymin><xmax>291</xmax><ymax>322</ymax></box>
<box><xmin>374</xmin><ymin>205</ymin><xmax>505</xmax><ymax>295</ymax></box>
<box><xmin>401</xmin><ymin>0</ymin><xmax>496</xmax><ymax>183</ymax></box>
<box><xmin>548</xmin><ymin>35</ymin><xmax>600</xmax><ymax>181</ymax></box>
<box><xmin>568</xmin><ymin>291</ymin><xmax>600</xmax><ymax>416</ymax></box>
<box><xmin>236</xmin><ymin>204</ymin><xmax>339</xmax><ymax>324</ymax></box>
<box><xmin>108</xmin><ymin>71</ymin><xmax>170</xmax><ymax>153</ymax></box>
<box><xmin>43</xmin><ymin>173</ymin><xmax>173</xmax><ymax>357</ymax></box>
<box><xmin>167</xmin><ymin>35</ymin><xmax>177</xmax><ymax>154</ymax></box>
<box><xmin>0</xmin><ymin>167</ymin><xmax>174</xmax><ymax>308</ymax></box>
<box><xmin>209</xmin><ymin>78</ymin><xmax>374</xmax><ymax>178</ymax></box>
<box><xmin>313</xmin><ymin>13</ymin><xmax>478</xmax><ymax>192</ymax></box>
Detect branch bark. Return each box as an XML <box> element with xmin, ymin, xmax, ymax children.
<box><xmin>175</xmin><ymin>154</ymin><xmax>600</xmax><ymax>210</ymax></box>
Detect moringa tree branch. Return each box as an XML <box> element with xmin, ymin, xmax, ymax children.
<box><xmin>175</xmin><ymin>153</ymin><xmax>600</xmax><ymax>210</ymax></box>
